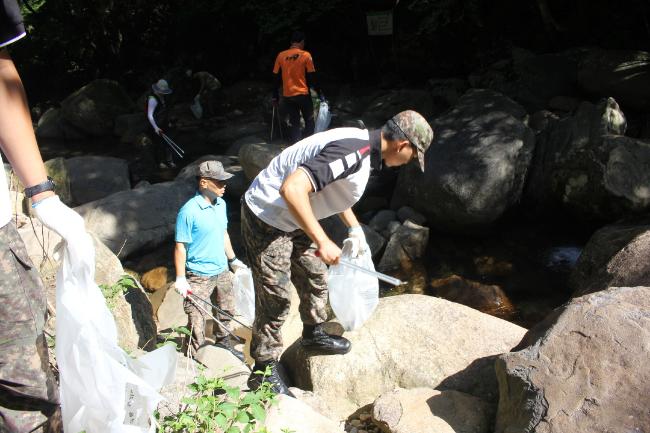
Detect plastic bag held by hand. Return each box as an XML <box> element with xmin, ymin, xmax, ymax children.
<box><xmin>36</xmin><ymin>196</ymin><xmax>177</xmax><ymax>432</ymax></box>
<box><xmin>233</xmin><ymin>267</ymin><xmax>255</xmax><ymax>326</ymax></box>
<box><xmin>327</xmin><ymin>238</ymin><xmax>379</xmax><ymax>331</ymax></box>
<box><xmin>314</xmin><ymin>100</ymin><xmax>332</xmax><ymax>133</ymax></box>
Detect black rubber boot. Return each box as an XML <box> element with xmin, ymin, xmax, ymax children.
<box><xmin>301</xmin><ymin>323</ymin><xmax>351</xmax><ymax>355</ymax></box>
<box><xmin>213</xmin><ymin>337</ymin><xmax>246</xmax><ymax>363</ymax></box>
<box><xmin>247</xmin><ymin>360</ymin><xmax>294</xmax><ymax>397</ymax></box>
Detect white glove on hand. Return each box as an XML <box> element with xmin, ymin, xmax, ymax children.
<box><xmin>229</xmin><ymin>258</ymin><xmax>248</xmax><ymax>273</ymax></box>
<box><xmin>174</xmin><ymin>276</ymin><xmax>191</xmax><ymax>298</ymax></box>
<box><xmin>33</xmin><ymin>195</ymin><xmax>94</xmax><ymax>273</ymax></box>
<box><xmin>33</xmin><ymin>195</ymin><xmax>86</xmax><ymax>242</ymax></box>
<box><xmin>347</xmin><ymin>226</ymin><xmax>370</xmax><ymax>258</ymax></box>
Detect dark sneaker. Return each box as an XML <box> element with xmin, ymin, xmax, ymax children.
<box><xmin>301</xmin><ymin>323</ymin><xmax>351</xmax><ymax>355</ymax></box>
<box><xmin>247</xmin><ymin>360</ymin><xmax>294</xmax><ymax>397</ymax></box>
<box><xmin>213</xmin><ymin>338</ymin><xmax>246</xmax><ymax>363</ymax></box>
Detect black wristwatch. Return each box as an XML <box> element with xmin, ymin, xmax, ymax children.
<box><xmin>24</xmin><ymin>177</ymin><xmax>56</xmax><ymax>198</ymax></box>
<box><xmin>228</xmin><ymin>257</ymin><xmax>237</xmax><ymax>264</ymax></box>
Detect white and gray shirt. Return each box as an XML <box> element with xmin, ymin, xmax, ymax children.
<box><xmin>245</xmin><ymin>127</ymin><xmax>382</xmax><ymax>232</ymax></box>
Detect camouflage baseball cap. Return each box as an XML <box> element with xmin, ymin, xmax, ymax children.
<box><xmin>390</xmin><ymin>110</ymin><xmax>434</xmax><ymax>172</ymax></box>
<box><xmin>198</xmin><ymin>160</ymin><xmax>234</xmax><ymax>181</ymax></box>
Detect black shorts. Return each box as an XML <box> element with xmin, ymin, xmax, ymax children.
<box><xmin>0</xmin><ymin>0</ymin><xmax>25</xmax><ymax>48</ymax></box>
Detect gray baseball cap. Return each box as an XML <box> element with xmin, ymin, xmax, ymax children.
<box><xmin>390</xmin><ymin>110</ymin><xmax>434</xmax><ymax>172</ymax></box>
<box><xmin>198</xmin><ymin>160</ymin><xmax>234</xmax><ymax>181</ymax></box>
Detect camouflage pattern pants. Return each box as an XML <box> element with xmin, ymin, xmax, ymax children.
<box><xmin>0</xmin><ymin>222</ymin><xmax>59</xmax><ymax>433</ymax></box>
<box><xmin>183</xmin><ymin>269</ymin><xmax>234</xmax><ymax>351</ymax></box>
<box><xmin>241</xmin><ymin>201</ymin><xmax>328</xmax><ymax>362</ymax></box>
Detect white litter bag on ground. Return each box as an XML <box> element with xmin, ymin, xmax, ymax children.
<box><xmin>233</xmin><ymin>267</ymin><xmax>255</xmax><ymax>326</ymax></box>
<box><xmin>327</xmin><ymin>239</ymin><xmax>379</xmax><ymax>331</ymax></box>
<box><xmin>55</xmin><ymin>231</ymin><xmax>177</xmax><ymax>433</ymax></box>
<box><xmin>314</xmin><ymin>100</ymin><xmax>332</xmax><ymax>133</ymax></box>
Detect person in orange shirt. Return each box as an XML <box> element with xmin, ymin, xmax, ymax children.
<box><xmin>272</xmin><ymin>30</ymin><xmax>324</xmax><ymax>144</ymax></box>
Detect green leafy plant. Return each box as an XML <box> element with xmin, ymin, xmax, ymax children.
<box><xmin>99</xmin><ymin>274</ymin><xmax>137</xmax><ymax>310</ymax></box>
<box><xmin>157</xmin><ymin>326</ymin><xmax>192</xmax><ymax>351</ymax></box>
<box><xmin>157</xmin><ymin>365</ymin><xmax>278</xmax><ymax>433</ymax></box>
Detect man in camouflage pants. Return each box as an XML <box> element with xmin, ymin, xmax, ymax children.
<box><xmin>0</xmin><ymin>225</ymin><xmax>59</xmax><ymax>432</ymax></box>
<box><xmin>1</xmin><ymin>0</ymin><xmax>89</xmax><ymax>430</ymax></box>
<box><xmin>242</xmin><ymin>110</ymin><xmax>434</xmax><ymax>395</ymax></box>
<box><xmin>173</xmin><ymin>161</ymin><xmax>247</xmax><ymax>361</ymax></box>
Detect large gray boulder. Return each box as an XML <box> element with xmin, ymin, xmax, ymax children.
<box><xmin>577</xmin><ymin>49</ymin><xmax>650</xmax><ymax>111</ymax></box>
<box><xmin>35</xmin><ymin>107</ymin><xmax>64</xmax><ymax>139</ymax></box>
<box><xmin>114</xmin><ymin>113</ymin><xmax>148</xmax><ymax>143</ymax></box>
<box><xmin>66</xmin><ymin>156</ymin><xmax>131</xmax><ymax>206</ymax></box>
<box><xmin>264</xmin><ymin>395</ymin><xmax>345</xmax><ymax>433</ymax></box>
<box><xmin>377</xmin><ymin>220</ymin><xmax>429</xmax><ymax>272</ymax></box>
<box><xmin>569</xmin><ymin>217</ymin><xmax>650</xmax><ymax>296</ymax></box>
<box><xmin>113</xmin><ymin>278</ymin><xmax>157</xmax><ymax>352</ymax></box>
<box><xmin>372</xmin><ymin>388</ymin><xmax>491</xmax><ymax>433</ymax></box>
<box><xmin>75</xmin><ymin>179</ymin><xmax>195</xmax><ymax>258</ymax></box>
<box><xmin>392</xmin><ymin>89</ymin><xmax>535</xmax><ymax>230</ymax></box>
<box><xmin>495</xmin><ymin>286</ymin><xmax>650</xmax><ymax>433</ymax></box>
<box><xmin>282</xmin><ymin>294</ymin><xmax>526</xmax><ymax>419</ymax></box>
<box><xmin>361</xmin><ymin>88</ymin><xmax>435</xmax><ymax>127</ymax></box>
<box><xmin>238</xmin><ymin>141</ymin><xmax>284</xmax><ymax>181</ymax></box>
<box><xmin>60</xmin><ymin>79</ymin><xmax>136</xmax><ymax>137</ymax></box>
<box><xmin>524</xmin><ymin>97</ymin><xmax>650</xmax><ymax>222</ymax></box>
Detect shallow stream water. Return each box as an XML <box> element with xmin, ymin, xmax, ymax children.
<box><xmin>381</xmin><ymin>219</ymin><xmax>589</xmax><ymax>329</ymax></box>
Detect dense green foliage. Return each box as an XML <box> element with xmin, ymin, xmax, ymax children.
<box><xmin>156</xmin><ymin>367</ymin><xmax>279</xmax><ymax>433</ymax></box>
<box><xmin>10</xmin><ymin>0</ymin><xmax>650</xmax><ymax>103</ymax></box>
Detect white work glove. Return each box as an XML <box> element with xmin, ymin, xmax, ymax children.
<box><xmin>33</xmin><ymin>195</ymin><xmax>94</xmax><ymax>274</ymax></box>
<box><xmin>229</xmin><ymin>258</ymin><xmax>248</xmax><ymax>273</ymax></box>
<box><xmin>174</xmin><ymin>276</ymin><xmax>191</xmax><ymax>298</ymax></box>
<box><xmin>346</xmin><ymin>226</ymin><xmax>370</xmax><ymax>258</ymax></box>
<box><xmin>34</xmin><ymin>195</ymin><xmax>85</xmax><ymax>242</ymax></box>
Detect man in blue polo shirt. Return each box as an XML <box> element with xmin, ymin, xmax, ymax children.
<box><xmin>173</xmin><ymin>160</ymin><xmax>247</xmax><ymax>361</ymax></box>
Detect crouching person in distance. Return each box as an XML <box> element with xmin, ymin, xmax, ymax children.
<box><xmin>173</xmin><ymin>161</ymin><xmax>248</xmax><ymax>361</ymax></box>
<box><xmin>241</xmin><ymin>110</ymin><xmax>434</xmax><ymax>395</ymax></box>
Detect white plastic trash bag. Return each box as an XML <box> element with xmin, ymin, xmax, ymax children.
<box><xmin>234</xmin><ymin>267</ymin><xmax>255</xmax><ymax>326</ymax></box>
<box><xmin>328</xmin><ymin>239</ymin><xmax>379</xmax><ymax>331</ymax></box>
<box><xmin>55</xmin><ymin>230</ymin><xmax>177</xmax><ymax>433</ymax></box>
<box><xmin>314</xmin><ymin>100</ymin><xmax>332</xmax><ymax>133</ymax></box>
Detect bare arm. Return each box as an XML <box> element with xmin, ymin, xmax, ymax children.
<box><xmin>174</xmin><ymin>242</ymin><xmax>187</xmax><ymax>277</ymax></box>
<box><xmin>223</xmin><ymin>230</ymin><xmax>236</xmax><ymax>261</ymax></box>
<box><xmin>280</xmin><ymin>169</ymin><xmax>340</xmax><ymax>264</ymax></box>
<box><xmin>338</xmin><ymin>207</ymin><xmax>361</xmax><ymax>228</ymax></box>
<box><xmin>147</xmin><ymin>96</ymin><xmax>160</xmax><ymax>131</ymax></box>
<box><xmin>0</xmin><ymin>49</ymin><xmax>53</xmax><ymax>203</ymax></box>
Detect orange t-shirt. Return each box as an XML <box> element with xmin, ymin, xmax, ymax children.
<box><xmin>273</xmin><ymin>47</ymin><xmax>315</xmax><ymax>97</ymax></box>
